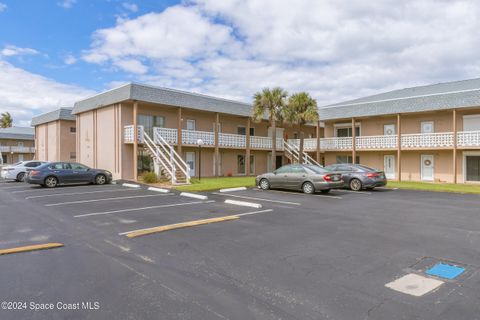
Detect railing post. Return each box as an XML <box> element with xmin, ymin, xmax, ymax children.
<box><xmin>246</xmin><ymin>117</ymin><xmax>251</xmax><ymax>175</ymax></box>
<box><xmin>397</xmin><ymin>114</ymin><xmax>401</xmax><ymax>181</ymax></box>
<box><xmin>133</xmin><ymin>101</ymin><xmax>138</xmax><ymax>181</ymax></box>
<box><xmin>170</xmin><ymin>145</ymin><xmax>176</xmax><ymax>183</ymax></box>
<box><xmin>316</xmin><ymin>120</ymin><xmax>321</xmax><ymax>164</ymax></box>
<box><xmin>177</xmin><ymin>107</ymin><xmax>183</xmax><ymax>156</ymax></box>
<box><xmin>215</xmin><ymin>113</ymin><xmax>220</xmax><ymax>177</ymax></box>
<box><xmin>453</xmin><ymin>109</ymin><xmax>457</xmax><ymax>184</ymax></box>
<box><xmin>351</xmin><ymin>118</ymin><xmax>356</xmax><ymax>164</ymax></box>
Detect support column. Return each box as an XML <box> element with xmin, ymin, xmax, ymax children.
<box><xmin>133</xmin><ymin>101</ymin><xmax>138</xmax><ymax>181</ymax></box>
<box><xmin>316</xmin><ymin>120</ymin><xmax>321</xmax><ymax>163</ymax></box>
<box><xmin>246</xmin><ymin>118</ymin><xmax>251</xmax><ymax>176</ymax></box>
<box><xmin>177</xmin><ymin>107</ymin><xmax>183</xmax><ymax>155</ymax></box>
<box><xmin>351</xmin><ymin>117</ymin><xmax>356</xmax><ymax>164</ymax></box>
<box><xmin>453</xmin><ymin>109</ymin><xmax>457</xmax><ymax>184</ymax></box>
<box><xmin>214</xmin><ymin>113</ymin><xmax>220</xmax><ymax>177</ymax></box>
<box><xmin>397</xmin><ymin>113</ymin><xmax>402</xmax><ymax>181</ymax></box>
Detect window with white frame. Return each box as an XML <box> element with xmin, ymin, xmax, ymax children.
<box><xmin>334</xmin><ymin>123</ymin><xmax>360</xmax><ymax>137</ymax></box>
<box><xmin>186</xmin><ymin>119</ymin><xmax>196</xmax><ymax>131</ymax></box>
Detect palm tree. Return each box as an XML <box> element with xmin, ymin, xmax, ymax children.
<box><xmin>252</xmin><ymin>87</ymin><xmax>287</xmax><ymax>170</ymax></box>
<box><xmin>0</xmin><ymin>112</ymin><xmax>13</xmax><ymax>128</ymax></box>
<box><xmin>283</xmin><ymin>92</ymin><xmax>319</xmax><ymax>163</ymax></box>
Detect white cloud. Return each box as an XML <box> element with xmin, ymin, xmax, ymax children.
<box><xmin>58</xmin><ymin>0</ymin><xmax>76</xmax><ymax>9</ymax></box>
<box><xmin>1</xmin><ymin>45</ymin><xmax>39</xmax><ymax>57</ymax></box>
<box><xmin>64</xmin><ymin>54</ymin><xmax>77</xmax><ymax>65</ymax></box>
<box><xmin>82</xmin><ymin>0</ymin><xmax>480</xmax><ymax>105</ymax></box>
<box><xmin>122</xmin><ymin>2</ymin><xmax>138</xmax><ymax>12</ymax></box>
<box><xmin>0</xmin><ymin>59</ymin><xmax>94</xmax><ymax>126</ymax></box>
<box><xmin>0</xmin><ymin>2</ymin><xmax>7</xmax><ymax>12</ymax></box>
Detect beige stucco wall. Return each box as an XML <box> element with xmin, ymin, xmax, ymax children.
<box><xmin>35</xmin><ymin>120</ymin><xmax>75</xmax><ymax>162</ymax></box>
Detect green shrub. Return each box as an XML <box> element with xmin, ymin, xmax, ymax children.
<box><xmin>142</xmin><ymin>172</ymin><xmax>158</xmax><ymax>183</ymax></box>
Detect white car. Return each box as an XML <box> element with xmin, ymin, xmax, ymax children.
<box><xmin>0</xmin><ymin>161</ymin><xmax>47</xmax><ymax>182</ymax></box>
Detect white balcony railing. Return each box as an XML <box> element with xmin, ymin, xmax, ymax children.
<box><xmin>154</xmin><ymin>127</ymin><xmax>177</xmax><ymax>144</ymax></box>
<box><xmin>182</xmin><ymin>129</ymin><xmax>215</xmax><ymax>146</ymax></box>
<box><xmin>287</xmin><ymin>138</ymin><xmax>318</xmax><ymax>151</ymax></box>
<box><xmin>356</xmin><ymin>135</ymin><xmax>398</xmax><ymax>150</ymax></box>
<box><xmin>457</xmin><ymin>131</ymin><xmax>480</xmax><ymax>147</ymax></box>
<box><xmin>401</xmin><ymin>132</ymin><xmax>454</xmax><ymax>148</ymax></box>
<box><xmin>0</xmin><ymin>146</ymin><xmax>35</xmax><ymax>153</ymax></box>
<box><xmin>320</xmin><ymin>137</ymin><xmax>353</xmax><ymax>151</ymax></box>
<box><xmin>124</xmin><ymin>125</ymin><xmax>144</xmax><ymax>143</ymax></box>
<box><xmin>219</xmin><ymin>132</ymin><xmax>246</xmax><ymax>148</ymax></box>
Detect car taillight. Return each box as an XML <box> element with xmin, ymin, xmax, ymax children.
<box><xmin>366</xmin><ymin>173</ymin><xmax>379</xmax><ymax>178</ymax></box>
<box><xmin>30</xmin><ymin>170</ymin><xmax>40</xmax><ymax>176</ymax></box>
<box><xmin>323</xmin><ymin>174</ymin><xmax>332</xmax><ymax>181</ymax></box>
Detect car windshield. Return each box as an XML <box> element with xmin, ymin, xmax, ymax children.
<box><xmin>305</xmin><ymin>165</ymin><xmax>330</xmax><ymax>174</ymax></box>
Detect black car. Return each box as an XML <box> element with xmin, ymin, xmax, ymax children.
<box><xmin>25</xmin><ymin>162</ymin><xmax>113</xmax><ymax>188</ymax></box>
<box><xmin>324</xmin><ymin>164</ymin><xmax>387</xmax><ymax>191</ymax></box>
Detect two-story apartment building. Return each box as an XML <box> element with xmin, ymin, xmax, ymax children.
<box><xmin>294</xmin><ymin>78</ymin><xmax>480</xmax><ymax>183</ymax></box>
<box><xmin>72</xmin><ymin>83</ymin><xmax>318</xmax><ymax>182</ymax></box>
<box><xmin>31</xmin><ymin>108</ymin><xmax>77</xmax><ymax>162</ymax></box>
<box><xmin>0</xmin><ymin>127</ymin><xmax>35</xmax><ymax>164</ymax></box>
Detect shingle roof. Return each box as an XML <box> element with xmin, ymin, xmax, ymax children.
<box><xmin>0</xmin><ymin>127</ymin><xmax>35</xmax><ymax>140</ymax></box>
<box><xmin>72</xmin><ymin>83</ymin><xmax>253</xmax><ymax>117</ymax></box>
<box><xmin>31</xmin><ymin>108</ymin><xmax>75</xmax><ymax>126</ymax></box>
<box><xmin>319</xmin><ymin>78</ymin><xmax>480</xmax><ymax>120</ymax></box>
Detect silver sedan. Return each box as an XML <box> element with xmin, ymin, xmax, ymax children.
<box><xmin>256</xmin><ymin>164</ymin><xmax>343</xmax><ymax>194</ymax></box>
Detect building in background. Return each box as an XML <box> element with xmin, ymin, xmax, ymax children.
<box><xmin>31</xmin><ymin>108</ymin><xmax>77</xmax><ymax>162</ymax></box>
<box><xmin>0</xmin><ymin>127</ymin><xmax>35</xmax><ymax>164</ymax></box>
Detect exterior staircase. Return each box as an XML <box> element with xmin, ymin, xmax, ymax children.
<box><xmin>142</xmin><ymin>129</ymin><xmax>190</xmax><ymax>184</ymax></box>
<box><xmin>283</xmin><ymin>140</ymin><xmax>322</xmax><ymax>166</ymax></box>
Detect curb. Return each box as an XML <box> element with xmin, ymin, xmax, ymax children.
<box><xmin>123</xmin><ymin>183</ymin><xmax>141</xmax><ymax>188</ymax></box>
<box><xmin>224</xmin><ymin>199</ymin><xmax>262</xmax><ymax>208</ymax></box>
<box><xmin>148</xmin><ymin>187</ymin><xmax>170</xmax><ymax>193</ymax></box>
<box><xmin>180</xmin><ymin>192</ymin><xmax>208</xmax><ymax>200</ymax></box>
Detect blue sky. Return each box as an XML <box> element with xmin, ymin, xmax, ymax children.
<box><xmin>1</xmin><ymin>0</ymin><xmax>480</xmax><ymax>126</ymax></box>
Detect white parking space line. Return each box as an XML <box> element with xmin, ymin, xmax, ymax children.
<box><xmin>74</xmin><ymin>200</ymin><xmax>215</xmax><ymax>218</ymax></box>
<box><xmin>25</xmin><ymin>188</ymin><xmax>140</xmax><ymax>199</ymax></box>
<box><xmin>45</xmin><ymin>194</ymin><xmax>173</xmax><ymax>207</ymax></box>
<box><xmin>117</xmin><ymin>208</ymin><xmax>274</xmax><ymax>236</ymax></box>
<box><xmin>11</xmin><ymin>185</ymin><xmax>115</xmax><ymax>193</ymax></box>
<box><xmin>212</xmin><ymin>192</ymin><xmax>302</xmax><ymax>205</ymax></box>
<box><xmin>253</xmin><ymin>189</ymin><xmax>342</xmax><ymax>199</ymax></box>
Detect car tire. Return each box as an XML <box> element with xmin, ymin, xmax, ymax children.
<box><xmin>44</xmin><ymin>176</ymin><xmax>58</xmax><ymax>188</ymax></box>
<box><xmin>320</xmin><ymin>189</ymin><xmax>331</xmax><ymax>194</ymax></box>
<box><xmin>349</xmin><ymin>178</ymin><xmax>362</xmax><ymax>191</ymax></box>
<box><xmin>259</xmin><ymin>178</ymin><xmax>270</xmax><ymax>190</ymax></box>
<box><xmin>302</xmin><ymin>181</ymin><xmax>315</xmax><ymax>194</ymax></box>
<box><xmin>95</xmin><ymin>174</ymin><xmax>107</xmax><ymax>185</ymax></box>
<box><xmin>16</xmin><ymin>172</ymin><xmax>25</xmax><ymax>182</ymax></box>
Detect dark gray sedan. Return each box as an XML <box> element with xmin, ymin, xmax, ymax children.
<box><xmin>324</xmin><ymin>164</ymin><xmax>387</xmax><ymax>191</ymax></box>
<box><xmin>25</xmin><ymin>162</ymin><xmax>112</xmax><ymax>188</ymax></box>
<box><xmin>256</xmin><ymin>164</ymin><xmax>343</xmax><ymax>194</ymax></box>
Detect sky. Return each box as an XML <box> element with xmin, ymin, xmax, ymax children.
<box><xmin>1</xmin><ymin>0</ymin><xmax>480</xmax><ymax>126</ymax></box>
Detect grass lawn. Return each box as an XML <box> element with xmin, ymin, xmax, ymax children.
<box><xmin>387</xmin><ymin>181</ymin><xmax>480</xmax><ymax>194</ymax></box>
<box><xmin>174</xmin><ymin>176</ymin><xmax>257</xmax><ymax>192</ymax></box>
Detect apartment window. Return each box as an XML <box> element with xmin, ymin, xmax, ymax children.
<box><xmin>186</xmin><ymin>119</ymin><xmax>196</xmax><ymax>131</ymax></box>
<box><xmin>138</xmin><ymin>115</ymin><xmax>165</xmax><ymax>136</ymax></box>
<box><xmin>237</xmin><ymin>126</ymin><xmax>255</xmax><ymax>136</ymax></box>
<box><xmin>17</xmin><ymin>142</ymin><xmax>24</xmax><ymax>147</ymax></box>
<box><xmin>293</xmin><ymin>132</ymin><xmax>299</xmax><ymax>139</ymax></box>
<box><xmin>336</xmin><ymin>155</ymin><xmax>360</xmax><ymax>164</ymax></box>
<box><xmin>70</xmin><ymin>152</ymin><xmax>76</xmax><ymax>160</ymax></box>
<box><xmin>70</xmin><ymin>127</ymin><xmax>76</xmax><ymax>133</ymax></box>
<box><xmin>336</xmin><ymin>127</ymin><xmax>360</xmax><ymax>137</ymax></box>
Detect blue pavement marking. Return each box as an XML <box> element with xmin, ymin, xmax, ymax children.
<box><xmin>426</xmin><ymin>262</ymin><xmax>465</xmax><ymax>280</ymax></box>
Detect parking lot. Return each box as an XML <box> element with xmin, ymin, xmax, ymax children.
<box><xmin>1</xmin><ymin>179</ymin><xmax>480</xmax><ymax>319</ymax></box>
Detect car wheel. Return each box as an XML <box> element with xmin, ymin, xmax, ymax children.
<box><xmin>320</xmin><ymin>189</ymin><xmax>331</xmax><ymax>194</ymax></box>
<box><xmin>16</xmin><ymin>172</ymin><xmax>25</xmax><ymax>182</ymax></box>
<box><xmin>95</xmin><ymin>174</ymin><xmax>107</xmax><ymax>185</ymax></box>
<box><xmin>302</xmin><ymin>181</ymin><xmax>315</xmax><ymax>194</ymax></box>
<box><xmin>259</xmin><ymin>178</ymin><xmax>270</xmax><ymax>190</ymax></box>
<box><xmin>349</xmin><ymin>178</ymin><xmax>362</xmax><ymax>191</ymax></box>
<box><xmin>44</xmin><ymin>176</ymin><xmax>58</xmax><ymax>188</ymax></box>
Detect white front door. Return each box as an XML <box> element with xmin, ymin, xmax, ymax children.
<box><xmin>421</xmin><ymin>121</ymin><xmax>434</xmax><ymax>134</ymax></box>
<box><xmin>384</xmin><ymin>155</ymin><xmax>395</xmax><ymax>179</ymax></box>
<box><xmin>186</xmin><ymin>152</ymin><xmax>195</xmax><ymax>176</ymax></box>
<box><xmin>421</xmin><ymin>155</ymin><xmax>434</xmax><ymax>181</ymax></box>
<box><xmin>384</xmin><ymin>124</ymin><xmax>396</xmax><ymax>135</ymax></box>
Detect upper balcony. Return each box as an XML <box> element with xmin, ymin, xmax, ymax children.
<box><xmin>0</xmin><ymin>145</ymin><xmax>35</xmax><ymax>153</ymax></box>
<box><xmin>288</xmin><ymin>131</ymin><xmax>480</xmax><ymax>151</ymax></box>
<box><xmin>124</xmin><ymin>126</ymin><xmax>285</xmax><ymax>150</ymax></box>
